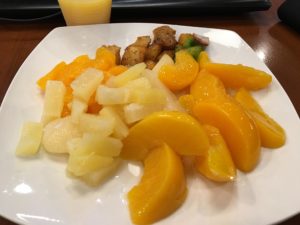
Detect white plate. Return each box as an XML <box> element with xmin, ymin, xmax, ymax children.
<box><xmin>1</xmin><ymin>23</ymin><xmax>300</xmax><ymax>225</ymax></box>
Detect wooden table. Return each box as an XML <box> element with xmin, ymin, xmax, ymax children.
<box><xmin>0</xmin><ymin>0</ymin><xmax>299</xmax><ymax>224</ymax></box>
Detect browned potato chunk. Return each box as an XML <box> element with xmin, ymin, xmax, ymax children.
<box><xmin>121</xmin><ymin>45</ymin><xmax>147</xmax><ymax>66</ymax></box>
<box><xmin>145</xmin><ymin>60</ymin><xmax>156</xmax><ymax>70</ymax></box>
<box><xmin>133</xmin><ymin>36</ymin><xmax>151</xmax><ymax>47</ymax></box>
<box><xmin>153</xmin><ymin>26</ymin><xmax>177</xmax><ymax>50</ymax></box>
<box><xmin>145</xmin><ymin>43</ymin><xmax>162</xmax><ymax>61</ymax></box>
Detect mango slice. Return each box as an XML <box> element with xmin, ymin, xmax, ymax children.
<box><xmin>204</xmin><ymin>63</ymin><xmax>272</xmax><ymax>90</ymax></box>
<box><xmin>159</xmin><ymin>50</ymin><xmax>199</xmax><ymax>91</ymax></box>
<box><xmin>128</xmin><ymin>144</ymin><xmax>187</xmax><ymax>225</ymax></box>
<box><xmin>195</xmin><ymin>125</ymin><xmax>236</xmax><ymax>182</ymax></box>
<box><xmin>193</xmin><ymin>98</ymin><xmax>261</xmax><ymax>172</ymax></box>
<box><xmin>235</xmin><ymin>88</ymin><xmax>286</xmax><ymax>148</ymax></box>
<box><xmin>121</xmin><ymin>111</ymin><xmax>209</xmax><ymax>161</ymax></box>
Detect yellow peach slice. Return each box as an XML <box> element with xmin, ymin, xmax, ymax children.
<box><xmin>195</xmin><ymin>125</ymin><xmax>236</xmax><ymax>182</ymax></box>
<box><xmin>128</xmin><ymin>144</ymin><xmax>187</xmax><ymax>225</ymax></box>
<box><xmin>204</xmin><ymin>63</ymin><xmax>272</xmax><ymax>90</ymax></box>
<box><xmin>235</xmin><ymin>88</ymin><xmax>286</xmax><ymax>148</ymax></box>
<box><xmin>121</xmin><ymin>111</ymin><xmax>209</xmax><ymax>161</ymax></box>
<box><xmin>193</xmin><ymin>97</ymin><xmax>261</xmax><ymax>172</ymax></box>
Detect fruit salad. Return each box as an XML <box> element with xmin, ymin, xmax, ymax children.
<box><xmin>15</xmin><ymin>26</ymin><xmax>285</xmax><ymax>225</ymax></box>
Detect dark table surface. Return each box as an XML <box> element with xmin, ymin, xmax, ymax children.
<box><xmin>0</xmin><ymin>0</ymin><xmax>300</xmax><ymax>224</ymax></box>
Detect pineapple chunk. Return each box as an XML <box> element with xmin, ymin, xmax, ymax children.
<box><xmin>123</xmin><ymin>103</ymin><xmax>164</xmax><ymax>124</ymax></box>
<box><xmin>15</xmin><ymin>122</ymin><xmax>43</xmax><ymax>157</ymax></box>
<box><xmin>123</xmin><ymin>77</ymin><xmax>152</xmax><ymax>90</ymax></box>
<box><xmin>81</xmin><ymin>159</ymin><xmax>121</xmax><ymax>186</ymax></box>
<box><xmin>96</xmin><ymin>85</ymin><xmax>130</xmax><ymax>105</ymax></box>
<box><xmin>78</xmin><ymin>113</ymin><xmax>115</xmax><ymax>136</ymax></box>
<box><xmin>71</xmin><ymin>68</ymin><xmax>103</xmax><ymax>102</ymax></box>
<box><xmin>144</xmin><ymin>69</ymin><xmax>185</xmax><ymax>112</ymax></box>
<box><xmin>106</xmin><ymin>62</ymin><xmax>146</xmax><ymax>87</ymax></box>
<box><xmin>41</xmin><ymin>80</ymin><xmax>66</xmax><ymax>125</ymax></box>
<box><xmin>99</xmin><ymin>106</ymin><xmax>129</xmax><ymax>139</ymax></box>
<box><xmin>129</xmin><ymin>89</ymin><xmax>166</xmax><ymax>105</ymax></box>
<box><xmin>42</xmin><ymin>116</ymin><xmax>82</xmax><ymax>154</ymax></box>
<box><xmin>67</xmin><ymin>153</ymin><xmax>114</xmax><ymax>176</ymax></box>
<box><xmin>71</xmin><ymin>98</ymin><xmax>88</xmax><ymax>123</ymax></box>
<box><xmin>74</xmin><ymin>133</ymin><xmax>123</xmax><ymax>157</ymax></box>
<box><xmin>66</xmin><ymin>137</ymin><xmax>81</xmax><ymax>154</ymax></box>
<box><xmin>152</xmin><ymin>54</ymin><xmax>174</xmax><ymax>74</ymax></box>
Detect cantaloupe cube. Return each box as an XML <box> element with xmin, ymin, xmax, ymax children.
<box><xmin>78</xmin><ymin>113</ymin><xmax>115</xmax><ymax>136</ymax></box>
<box><xmin>96</xmin><ymin>85</ymin><xmax>130</xmax><ymax>105</ymax></box>
<box><xmin>71</xmin><ymin>68</ymin><xmax>103</xmax><ymax>102</ymax></box>
<box><xmin>41</xmin><ymin>80</ymin><xmax>66</xmax><ymax>125</ymax></box>
<box><xmin>99</xmin><ymin>106</ymin><xmax>129</xmax><ymax>139</ymax></box>
<box><xmin>106</xmin><ymin>63</ymin><xmax>146</xmax><ymax>87</ymax></box>
<box><xmin>15</xmin><ymin>122</ymin><xmax>43</xmax><ymax>157</ymax></box>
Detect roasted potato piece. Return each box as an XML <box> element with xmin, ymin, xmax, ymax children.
<box><xmin>103</xmin><ymin>45</ymin><xmax>121</xmax><ymax>65</ymax></box>
<box><xmin>121</xmin><ymin>45</ymin><xmax>147</xmax><ymax>66</ymax></box>
<box><xmin>153</xmin><ymin>26</ymin><xmax>177</xmax><ymax>50</ymax></box>
<box><xmin>145</xmin><ymin>43</ymin><xmax>162</xmax><ymax>61</ymax></box>
<box><xmin>145</xmin><ymin>60</ymin><xmax>156</xmax><ymax>70</ymax></box>
<box><xmin>157</xmin><ymin>50</ymin><xmax>175</xmax><ymax>61</ymax></box>
<box><xmin>133</xmin><ymin>36</ymin><xmax>151</xmax><ymax>47</ymax></box>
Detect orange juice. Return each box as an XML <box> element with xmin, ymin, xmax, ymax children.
<box><xmin>58</xmin><ymin>0</ymin><xmax>112</xmax><ymax>26</ymax></box>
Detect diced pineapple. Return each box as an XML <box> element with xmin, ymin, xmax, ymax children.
<box><xmin>71</xmin><ymin>98</ymin><xmax>88</xmax><ymax>123</ymax></box>
<box><xmin>123</xmin><ymin>103</ymin><xmax>164</xmax><ymax>124</ymax></box>
<box><xmin>71</xmin><ymin>68</ymin><xmax>103</xmax><ymax>102</ymax></box>
<box><xmin>42</xmin><ymin>116</ymin><xmax>82</xmax><ymax>154</ymax></box>
<box><xmin>123</xmin><ymin>77</ymin><xmax>152</xmax><ymax>90</ymax></box>
<box><xmin>74</xmin><ymin>133</ymin><xmax>123</xmax><ymax>157</ymax></box>
<box><xmin>41</xmin><ymin>80</ymin><xmax>66</xmax><ymax>125</ymax></box>
<box><xmin>66</xmin><ymin>137</ymin><xmax>81</xmax><ymax>154</ymax></box>
<box><xmin>96</xmin><ymin>85</ymin><xmax>130</xmax><ymax>105</ymax></box>
<box><xmin>81</xmin><ymin>159</ymin><xmax>121</xmax><ymax>186</ymax></box>
<box><xmin>78</xmin><ymin>113</ymin><xmax>115</xmax><ymax>136</ymax></box>
<box><xmin>99</xmin><ymin>106</ymin><xmax>129</xmax><ymax>139</ymax></box>
<box><xmin>67</xmin><ymin>153</ymin><xmax>114</xmax><ymax>176</ymax></box>
<box><xmin>152</xmin><ymin>54</ymin><xmax>174</xmax><ymax>74</ymax></box>
<box><xmin>129</xmin><ymin>89</ymin><xmax>166</xmax><ymax>106</ymax></box>
<box><xmin>106</xmin><ymin>62</ymin><xmax>146</xmax><ymax>87</ymax></box>
<box><xmin>144</xmin><ymin>69</ymin><xmax>185</xmax><ymax>112</ymax></box>
<box><xmin>15</xmin><ymin>122</ymin><xmax>43</xmax><ymax>157</ymax></box>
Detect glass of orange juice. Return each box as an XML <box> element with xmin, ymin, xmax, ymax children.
<box><xmin>58</xmin><ymin>0</ymin><xmax>112</xmax><ymax>26</ymax></box>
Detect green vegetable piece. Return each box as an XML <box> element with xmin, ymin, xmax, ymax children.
<box><xmin>187</xmin><ymin>46</ymin><xmax>203</xmax><ymax>60</ymax></box>
<box><xmin>183</xmin><ymin>37</ymin><xmax>197</xmax><ymax>48</ymax></box>
<box><xmin>175</xmin><ymin>45</ymin><xmax>184</xmax><ymax>52</ymax></box>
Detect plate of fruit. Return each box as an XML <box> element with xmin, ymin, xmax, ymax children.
<box><xmin>0</xmin><ymin>23</ymin><xmax>300</xmax><ymax>225</ymax></box>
